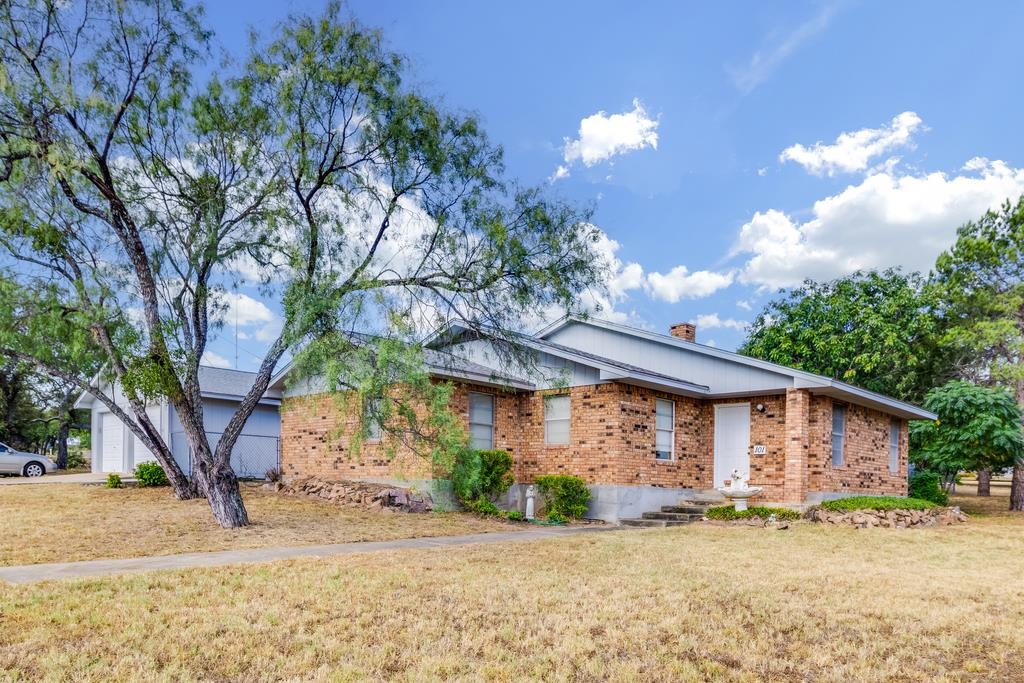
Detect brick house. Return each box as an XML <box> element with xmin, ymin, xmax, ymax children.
<box><xmin>274</xmin><ymin>316</ymin><xmax>936</xmax><ymax>521</ymax></box>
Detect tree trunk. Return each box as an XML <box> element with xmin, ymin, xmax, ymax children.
<box><xmin>195</xmin><ymin>461</ymin><xmax>248</xmax><ymax>528</ymax></box>
<box><xmin>1013</xmin><ymin>382</ymin><xmax>1024</xmax><ymax>511</ymax></box>
<box><xmin>55</xmin><ymin>420</ymin><xmax>70</xmax><ymax>469</ymax></box>
<box><xmin>1011</xmin><ymin>460</ymin><xmax>1024</xmax><ymax>511</ymax></box>
<box><xmin>976</xmin><ymin>468</ymin><xmax>992</xmax><ymax>496</ymax></box>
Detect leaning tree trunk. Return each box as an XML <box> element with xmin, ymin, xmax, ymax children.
<box><xmin>193</xmin><ymin>459</ymin><xmax>249</xmax><ymax>528</ymax></box>
<box><xmin>976</xmin><ymin>468</ymin><xmax>992</xmax><ymax>496</ymax></box>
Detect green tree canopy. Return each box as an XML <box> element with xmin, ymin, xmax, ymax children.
<box><xmin>739</xmin><ymin>269</ymin><xmax>947</xmax><ymax>403</ymax></box>
<box><xmin>931</xmin><ymin>196</ymin><xmax>1024</xmax><ymax>510</ymax></box>
<box><xmin>910</xmin><ymin>380</ymin><xmax>1023</xmax><ymax>480</ymax></box>
<box><xmin>0</xmin><ymin>1</ymin><xmax>606</xmax><ymax>526</ymax></box>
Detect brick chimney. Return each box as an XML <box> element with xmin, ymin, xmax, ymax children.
<box><xmin>669</xmin><ymin>322</ymin><xmax>696</xmax><ymax>342</ymax></box>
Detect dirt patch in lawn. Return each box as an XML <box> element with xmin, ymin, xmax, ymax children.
<box><xmin>1</xmin><ymin>511</ymin><xmax>1023</xmax><ymax>681</ymax></box>
<box><xmin>0</xmin><ymin>483</ymin><xmax>521</xmax><ymax>566</ymax></box>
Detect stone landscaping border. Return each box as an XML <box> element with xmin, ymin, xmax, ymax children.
<box><xmin>807</xmin><ymin>506</ymin><xmax>969</xmax><ymax>528</ymax></box>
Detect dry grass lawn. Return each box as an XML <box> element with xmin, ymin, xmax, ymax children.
<box><xmin>0</xmin><ymin>483</ymin><xmax>520</xmax><ymax>566</ymax></box>
<box><xmin>1</xmin><ymin>492</ymin><xmax>1022</xmax><ymax>681</ymax></box>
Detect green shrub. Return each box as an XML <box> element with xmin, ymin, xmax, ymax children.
<box><xmin>452</xmin><ymin>449</ymin><xmax>514</xmax><ymax>505</ymax></box>
<box><xmin>504</xmin><ymin>510</ymin><xmax>525</xmax><ymax>521</ymax></box>
<box><xmin>134</xmin><ymin>462</ymin><xmax>169</xmax><ymax>487</ymax></box>
<box><xmin>477</xmin><ymin>450</ymin><xmax>514</xmax><ymax>499</ymax></box>
<box><xmin>546</xmin><ymin>510</ymin><xmax>568</xmax><ymax>524</ymax></box>
<box><xmin>908</xmin><ymin>470</ymin><xmax>948</xmax><ymax>505</ymax></box>
<box><xmin>535</xmin><ymin>475</ymin><xmax>591</xmax><ymax>519</ymax></box>
<box><xmin>451</xmin><ymin>448</ymin><xmax>482</xmax><ymax>503</ymax></box>
<box><xmin>820</xmin><ymin>495</ymin><xmax>937</xmax><ymax>512</ymax></box>
<box><xmin>66</xmin><ymin>450</ymin><xmax>87</xmax><ymax>469</ymax></box>
<box><xmin>105</xmin><ymin>473</ymin><xmax>123</xmax><ymax>489</ymax></box>
<box><xmin>465</xmin><ymin>497</ymin><xmax>500</xmax><ymax>516</ymax></box>
<box><xmin>705</xmin><ymin>505</ymin><xmax>800</xmax><ymax>521</ymax></box>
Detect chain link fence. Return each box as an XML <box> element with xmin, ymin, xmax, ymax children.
<box><xmin>171</xmin><ymin>431</ymin><xmax>280</xmax><ymax>480</ymax></box>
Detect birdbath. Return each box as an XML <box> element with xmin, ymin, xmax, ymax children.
<box><xmin>716</xmin><ymin>469</ymin><xmax>763</xmax><ymax>512</ymax></box>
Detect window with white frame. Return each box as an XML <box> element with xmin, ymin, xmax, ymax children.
<box><xmin>544</xmin><ymin>394</ymin><xmax>570</xmax><ymax>445</ymax></box>
<box><xmin>364</xmin><ymin>398</ymin><xmax>383</xmax><ymax>441</ymax></box>
<box><xmin>889</xmin><ymin>419</ymin><xmax>900</xmax><ymax>474</ymax></box>
<box><xmin>469</xmin><ymin>392</ymin><xmax>495</xmax><ymax>450</ymax></box>
<box><xmin>831</xmin><ymin>404</ymin><xmax>846</xmax><ymax>467</ymax></box>
<box><xmin>655</xmin><ymin>398</ymin><xmax>674</xmax><ymax>460</ymax></box>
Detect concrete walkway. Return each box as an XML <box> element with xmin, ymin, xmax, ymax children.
<box><xmin>0</xmin><ymin>472</ymin><xmax>134</xmax><ymax>486</ymax></box>
<box><xmin>0</xmin><ymin>525</ymin><xmax>615</xmax><ymax>584</ymax></box>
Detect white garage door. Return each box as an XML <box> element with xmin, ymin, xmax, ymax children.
<box><xmin>132</xmin><ymin>405</ymin><xmax>162</xmax><ymax>466</ymax></box>
<box><xmin>101</xmin><ymin>412</ymin><xmax>124</xmax><ymax>473</ymax></box>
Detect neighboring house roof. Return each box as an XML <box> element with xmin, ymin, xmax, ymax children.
<box><xmin>75</xmin><ymin>365</ymin><xmax>281</xmax><ymax>409</ymax></box>
<box><xmin>533</xmin><ymin>315</ymin><xmax>936</xmax><ymax>420</ymax></box>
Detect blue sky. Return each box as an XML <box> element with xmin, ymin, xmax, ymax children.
<box><xmin>199</xmin><ymin>0</ymin><xmax>1024</xmax><ymax>367</ymax></box>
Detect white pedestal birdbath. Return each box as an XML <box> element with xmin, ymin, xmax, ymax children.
<box><xmin>716</xmin><ymin>469</ymin><xmax>762</xmax><ymax>511</ymax></box>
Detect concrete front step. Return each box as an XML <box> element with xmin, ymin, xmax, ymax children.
<box><xmin>661</xmin><ymin>504</ymin><xmax>713</xmax><ymax>515</ymax></box>
<box><xmin>642</xmin><ymin>511</ymin><xmax>704</xmax><ymax>522</ymax></box>
<box><xmin>619</xmin><ymin>518</ymin><xmax>693</xmax><ymax>528</ymax></box>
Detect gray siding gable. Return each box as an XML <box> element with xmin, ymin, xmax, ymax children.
<box><xmin>544</xmin><ymin>321</ymin><xmax>796</xmax><ymax>395</ymax></box>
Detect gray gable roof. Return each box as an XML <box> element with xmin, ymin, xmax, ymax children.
<box><xmin>535</xmin><ymin>316</ymin><xmax>936</xmax><ymax>420</ymax></box>
<box><xmin>196</xmin><ymin>366</ymin><xmax>281</xmax><ymax>402</ymax></box>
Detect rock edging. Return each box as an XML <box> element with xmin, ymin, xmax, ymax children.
<box><xmin>807</xmin><ymin>506</ymin><xmax>968</xmax><ymax>528</ymax></box>
<box><xmin>269</xmin><ymin>477</ymin><xmax>433</xmax><ymax>513</ymax></box>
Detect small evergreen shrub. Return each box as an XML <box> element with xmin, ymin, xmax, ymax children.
<box><xmin>451</xmin><ymin>448</ymin><xmax>482</xmax><ymax>503</ymax></box>
<box><xmin>105</xmin><ymin>473</ymin><xmax>123</xmax><ymax>489</ymax></box>
<box><xmin>545</xmin><ymin>510</ymin><xmax>568</xmax><ymax>524</ymax></box>
<box><xmin>66</xmin><ymin>451</ymin><xmax>87</xmax><ymax>469</ymax></box>
<box><xmin>820</xmin><ymin>495</ymin><xmax>937</xmax><ymax>512</ymax></box>
<box><xmin>705</xmin><ymin>505</ymin><xmax>800</xmax><ymax>521</ymax></box>
<box><xmin>134</xmin><ymin>462</ymin><xmax>169</xmax><ymax>487</ymax></box>
<box><xmin>535</xmin><ymin>475</ymin><xmax>591</xmax><ymax>519</ymax></box>
<box><xmin>466</xmin><ymin>497</ymin><xmax>500</xmax><ymax>516</ymax></box>
<box><xmin>504</xmin><ymin>510</ymin><xmax>525</xmax><ymax>521</ymax></box>
<box><xmin>477</xmin><ymin>449</ymin><xmax>514</xmax><ymax>499</ymax></box>
<box><xmin>908</xmin><ymin>471</ymin><xmax>948</xmax><ymax>505</ymax></box>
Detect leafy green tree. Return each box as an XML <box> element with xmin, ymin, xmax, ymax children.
<box><xmin>932</xmin><ymin>196</ymin><xmax>1024</xmax><ymax>510</ymax></box>
<box><xmin>910</xmin><ymin>381</ymin><xmax>1023</xmax><ymax>495</ymax></box>
<box><xmin>740</xmin><ymin>269</ymin><xmax>948</xmax><ymax>403</ymax></box>
<box><xmin>0</xmin><ymin>1</ymin><xmax>603</xmax><ymax>526</ymax></box>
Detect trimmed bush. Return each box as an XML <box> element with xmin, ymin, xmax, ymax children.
<box><xmin>134</xmin><ymin>462</ymin><xmax>169</xmax><ymax>487</ymax></box>
<box><xmin>451</xmin><ymin>449</ymin><xmax>482</xmax><ymax>504</ymax></box>
<box><xmin>465</xmin><ymin>497</ymin><xmax>501</xmax><ymax>516</ymax></box>
<box><xmin>535</xmin><ymin>475</ymin><xmax>591</xmax><ymax>520</ymax></box>
<box><xmin>908</xmin><ymin>470</ymin><xmax>948</xmax><ymax>505</ymax></box>
<box><xmin>105</xmin><ymin>473</ymin><xmax>123</xmax><ymax>489</ymax></box>
<box><xmin>820</xmin><ymin>495</ymin><xmax>937</xmax><ymax>512</ymax></box>
<box><xmin>705</xmin><ymin>505</ymin><xmax>800</xmax><ymax>521</ymax></box>
<box><xmin>477</xmin><ymin>450</ymin><xmax>514</xmax><ymax>500</ymax></box>
<box><xmin>504</xmin><ymin>510</ymin><xmax>525</xmax><ymax>521</ymax></box>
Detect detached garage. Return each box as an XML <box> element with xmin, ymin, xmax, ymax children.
<box><xmin>77</xmin><ymin>366</ymin><xmax>282</xmax><ymax>479</ymax></box>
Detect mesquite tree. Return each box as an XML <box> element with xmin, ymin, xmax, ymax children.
<box><xmin>0</xmin><ymin>1</ymin><xmax>604</xmax><ymax>527</ymax></box>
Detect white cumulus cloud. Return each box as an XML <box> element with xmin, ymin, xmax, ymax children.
<box><xmin>694</xmin><ymin>313</ymin><xmax>749</xmax><ymax>332</ymax></box>
<box><xmin>644</xmin><ymin>266</ymin><xmax>734</xmax><ymax>303</ymax></box>
<box><xmin>200</xmin><ymin>350</ymin><xmax>232</xmax><ymax>368</ymax></box>
<box><xmin>734</xmin><ymin>157</ymin><xmax>1024</xmax><ymax>289</ymax></box>
<box><xmin>551</xmin><ymin>99</ymin><xmax>659</xmax><ymax>182</ymax></box>
<box><xmin>779</xmin><ymin>111</ymin><xmax>924</xmax><ymax>176</ymax></box>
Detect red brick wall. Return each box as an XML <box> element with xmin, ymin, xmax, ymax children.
<box><xmin>280</xmin><ymin>382</ymin><xmax>524</xmax><ymax>481</ymax></box>
<box><xmin>280</xmin><ymin>379</ymin><xmax>908</xmax><ymax>501</ymax></box>
<box><xmin>807</xmin><ymin>396</ymin><xmax>908</xmax><ymax>496</ymax></box>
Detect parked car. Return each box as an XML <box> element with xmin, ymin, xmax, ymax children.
<box><xmin>0</xmin><ymin>442</ymin><xmax>58</xmax><ymax>477</ymax></box>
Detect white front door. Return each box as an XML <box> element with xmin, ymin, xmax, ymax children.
<box><xmin>714</xmin><ymin>404</ymin><xmax>751</xmax><ymax>488</ymax></box>
<box><xmin>101</xmin><ymin>412</ymin><xmax>124</xmax><ymax>472</ymax></box>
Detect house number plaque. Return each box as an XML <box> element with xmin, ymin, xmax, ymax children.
<box><xmin>752</xmin><ymin>445</ymin><xmax>767</xmax><ymax>455</ymax></box>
